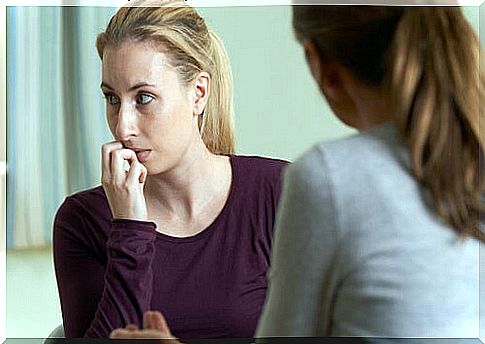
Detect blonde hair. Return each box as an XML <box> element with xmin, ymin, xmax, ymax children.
<box><xmin>293</xmin><ymin>6</ymin><xmax>484</xmax><ymax>242</ymax></box>
<box><xmin>96</xmin><ymin>1</ymin><xmax>235</xmax><ymax>154</ymax></box>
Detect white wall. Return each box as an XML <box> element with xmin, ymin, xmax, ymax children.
<box><xmin>7</xmin><ymin>249</ymin><xmax>61</xmax><ymax>338</ymax></box>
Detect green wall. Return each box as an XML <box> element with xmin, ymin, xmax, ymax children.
<box><xmin>197</xmin><ymin>6</ymin><xmax>481</xmax><ymax>162</ymax></box>
<box><xmin>198</xmin><ymin>6</ymin><xmax>355</xmax><ymax>162</ymax></box>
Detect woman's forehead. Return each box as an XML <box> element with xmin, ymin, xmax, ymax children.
<box><xmin>103</xmin><ymin>41</ymin><xmax>170</xmax><ymax>67</ymax></box>
<box><xmin>101</xmin><ymin>42</ymin><xmax>175</xmax><ymax>86</ymax></box>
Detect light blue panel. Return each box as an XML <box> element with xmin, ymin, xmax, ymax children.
<box><xmin>95</xmin><ymin>8</ymin><xmax>119</xmax><ymax>146</ymax></box>
<box><xmin>8</xmin><ymin>7</ymin><xmax>66</xmax><ymax>247</ymax></box>
<box><xmin>6</xmin><ymin>7</ymin><xmax>17</xmax><ymax>249</ymax></box>
<box><xmin>39</xmin><ymin>7</ymin><xmax>64</xmax><ymax>244</ymax></box>
<box><xmin>61</xmin><ymin>7</ymin><xmax>116</xmax><ymax>195</ymax></box>
<box><xmin>10</xmin><ymin>6</ymin><xmax>39</xmax><ymax>246</ymax></box>
<box><xmin>7</xmin><ymin>6</ymin><xmax>117</xmax><ymax>248</ymax></box>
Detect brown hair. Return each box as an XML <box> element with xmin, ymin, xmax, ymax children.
<box><xmin>293</xmin><ymin>6</ymin><xmax>484</xmax><ymax>242</ymax></box>
<box><xmin>96</xmin><ymin>0</ymin><xmax>235</xmax><ymax>155</ymax></box>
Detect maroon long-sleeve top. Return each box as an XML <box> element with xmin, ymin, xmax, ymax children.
<box><xmin>53</xmin><ymin>155</ymin><xmax>288</xmax><ymax>339</ymax></box>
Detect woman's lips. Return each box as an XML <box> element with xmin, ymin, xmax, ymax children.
<box><xmin>135</xmin><ymin>150</ymin><xmax>151</xmax><ymax>163</ymax></box>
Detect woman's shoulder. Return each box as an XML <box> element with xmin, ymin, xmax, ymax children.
<box><xmin>289</xmin><ymin>123</ymin><xmax>407</xmax><ymax>184</ymax></box>
<box><xmin>68</xmin><ymin>184</ymin><xmax>106</xmax><ymax>200</ymax></box>
<box><xmin>230</xmin><ymin>154</ymin><xmax>289</xmax><ymax>180</ymax></box>
<box><xmin>53</xmin><ymin>185</ymin><xmax>111</xmax><ymax>256</ymax></box>
<box><xmin>283</xmin><ymin>145</ymin><xmax>330</xmax><ymax>199</ymax></box>
<box><xmin>228</xmin><ymin>155</ymin><xmax>289</xmax><ymax>202</ymax></box>
<box><xmin>317</xmin><ymin>122</ymin><xmax>403</xmax><ymax>167</ymax></box>
<box><xmin>283</xmin><ymin>123</ymin><xmax>407</xmax><ymax>207</ymax></box>
<box><xmin>54</xmin><ymin>185</ymin><xmax>111</xmax><ymax>230</ymax></box>
<box><xmin>60</xmin><ymin>185</ymin><xmax>108</xmax><ymax>210</ymax></box>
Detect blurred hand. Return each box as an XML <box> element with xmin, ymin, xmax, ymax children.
<box><xmin>101</xmin><ymin>141</ymin><xmax>148</xmax><ymax>221</ymax></box>
<box><xmin>110</xmin><ymin>311</ymin><xmax>181</xmax><ymax>343</ymax></box>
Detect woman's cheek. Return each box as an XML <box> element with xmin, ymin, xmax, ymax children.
<box><xmin>106</xmin><ymin>117</ymin><xmax>117</xmax><ymax>136</ymax></box>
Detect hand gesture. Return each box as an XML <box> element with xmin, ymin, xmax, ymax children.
<box><xmin>110</xmin><ymin>311</ymin><xmax>181</xmax><ymax>343</ymax></box>
<box><xmin>101</xmin><ymin>141</ymin><xmax>148</xmax><ymax>221</ymax></box>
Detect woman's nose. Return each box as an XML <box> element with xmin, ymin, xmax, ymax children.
<box><xmin>115</xmin><ymin>104</ymin><xmax>137</xmax><ymax>141</ymax></box>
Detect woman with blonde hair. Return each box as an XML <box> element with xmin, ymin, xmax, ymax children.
<box><xmin>53</xmin><ymin>1</ymin><xmax>287</xmax><ymax>339</ymax></box>
<box><xmin>255</xmin><ymin>5</ymin><xmax>484</xmax><ymax>337</ymax></box>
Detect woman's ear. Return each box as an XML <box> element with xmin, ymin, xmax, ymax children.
<box><xmin>192</xmin><ymin>72</ymin><xmax>210</xmax><ymax>116</ymax></box>
<box><xmin>303</xmin><ymin>39</ymin><xmax>345</xmax><ymax>104</ymax></box>
<box><xmin>303</xmin><ymin>39</ymin><xmax>322</xmax><ymax>85</ymax></box>
<box><xmin>319</xmin><ymin>59</ymin><xmax>350</xmax><ymax>111</ymax></box>
<box><xmin>303</xmin><ymin>39</ymin><xmax>359</xmax><ymax>126</ymax></box>
<box><xmin>321</xmin><ymin>61</ymin><xmax>359</xmax><ymax>127</ymax></box>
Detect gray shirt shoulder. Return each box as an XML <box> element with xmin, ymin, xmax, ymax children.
<box><xmin>256</xmin><ymin>123</ymin><xmax>482</xmax><ymax>338</ymax></box>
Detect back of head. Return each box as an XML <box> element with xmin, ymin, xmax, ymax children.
<box><xmin>293</xmin><ymin>6</ymin><xmax>484</xmax><ymax>242</ymax></box>
<box><xmin>96</xmin><ymin>0</ymin><xmax>235</xmax><ymax>155</ymax></box>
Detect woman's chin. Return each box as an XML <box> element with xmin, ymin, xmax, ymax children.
<box><xmin>144</xmin><ymin>165</ymin><xmax>169</xmax><ymax>177</ymax></box>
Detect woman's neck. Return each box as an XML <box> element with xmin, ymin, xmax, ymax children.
<box><xmin>348</xmin><ymin>80</ymin><xmax>393</xmax><ymax>131</ymax></box>
<box><xmin>143</xmin><ymin>140</ymin><xmax>231</xmax><ymax>223</ymax></box>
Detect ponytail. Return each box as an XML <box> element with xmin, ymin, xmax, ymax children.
<box><xmin>293</xmin><ymin>6</ymin><xmax>484</xmax><ymax>241</ymax></box>
<box><xmin>200</xmin><ymin>30</ymin><xmax>235</xmax><ymax>155</ymax></box>
<box><xmin>388</xmin><ymin>7</ymin><xmax>484</xmax><ymax>241</ymax></box>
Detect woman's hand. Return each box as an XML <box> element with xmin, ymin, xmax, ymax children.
<box><xmin>101</xmin><ymin>141</ymin><xmax>148</xmax><ymax>221</ymax></box>
<box><xmin>110</xmin><ymin>311</ymin><xmax>181</xmax><ymax>342</ymax></box>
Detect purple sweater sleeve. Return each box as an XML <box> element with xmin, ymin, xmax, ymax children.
<box><xmin>53</xmin><ymin>196</ymin><xmax>157</xmax><ymax>338</ymax></box>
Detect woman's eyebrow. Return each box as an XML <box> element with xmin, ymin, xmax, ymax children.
<box><xmin>100</xmin><ymin>82</ymin><xmax>156</xmax><ymax>91</ymax></box>
<box><xmin>100</xmin><ymin>82</ymin><xmax>113</xmax><ymax>90</ymax></box>
<box><xmin>129</xmin><ymin>82</ymin><xmax>157</xmax><ymax>91</ymax></box>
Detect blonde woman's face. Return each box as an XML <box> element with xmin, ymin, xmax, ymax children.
<box><xmin>101</xmin><ymin>41</ymin><xmax>201</xmax><ymax>175</ymax></box>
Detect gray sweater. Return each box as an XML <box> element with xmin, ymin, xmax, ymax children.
<box><xmin>256</xmin><ymin>123</ymin><xmax>483</xmax><ymax>338</ymax></box>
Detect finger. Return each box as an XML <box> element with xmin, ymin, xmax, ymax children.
<box><xmin>101</xmin><ymin>141</ymin><xmax>123</xmax><ymax>183</ymax></box>
<box><xmin>125</xmin><ymin>324</ymin><xmax>138</xmax><ymax>331</ymax></box>
<box><xmin>126</xmin><ymin>159</ymin><xmax>145</xmax><ymax>186</ymax></box>
<box><xmin>111</xmin><ymin>148</ymin><xmax>138</xmax><ymax>184</ymax></box>
<box><xmin>143</xmin><ymin>311</ymin><xmax>159</xmax><ymax>330</ymax></box>
<box><xmin>139</xmin><ymin>163</ymin><xmax>147</xmax><ymax>184</ymax></box>
<box><xmin>111</xmin><ymin>329</ymin><xmax>164</xmax><ymax>339</ymax></box>
<box><xmin>143</xmin><ymin>311</ymin><xmax>152</xmax><ymax>329</ymax></box>
<box><xmin>135</xmin><ymin>329</ymin><xmax>164</xmax><ymax>338</ymax></box>
<box><xmin>110</xmin><ymin>328</ymin><xmax>130</xmax><ymax>339</ymax></box>
<box><xmin>110</xmin><ymin>329</ymin><xmax>141</xmax><ymax>339</ymax></box>
<box><xmin>149</xmin><ymin>311</ymin><xmax>172</xmax><ymax>336</ymax></box>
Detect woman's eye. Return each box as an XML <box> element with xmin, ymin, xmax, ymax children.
<box><xmin>137</xmin><ymin>94</ymin><xmax>154</xmax><ymax>105</ymax></box>
<box><xmin>104</xmin><ymin>94</ymin><xmax>119</xmax><ymax>105</ymax></box>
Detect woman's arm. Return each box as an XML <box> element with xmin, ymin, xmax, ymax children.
<box><xmin>255</xmin><ymin>148</ymin><xmax>341</xmax><ymax>337</ymax></box>
<box><xmin>54</xmin><ymin>141</ymin><xmax>156</xmax><ymax>337</ymax></box>
<box><xmin>53</xmin><ymin>196</ymin><xmax>157</xmax><ymax>338</ymax></box>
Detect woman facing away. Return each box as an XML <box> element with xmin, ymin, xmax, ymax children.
<box><xmin>255</xmin><ymin>5</ymin><xmax>484</xmax><ymax>338</ymax></box>
<box><xmin>97</xmin><ymin>4</ymin><xmax>484</xmax><ymax>341</ymax></box>
<box><xmin>53</xmin><ymin>2</ymin><xmax>288</xmax><ymax>339</ymax></box>
<box><xmin>105</xmin><ymin>4</ymin><xmax>485</xmax><ymax>341</ymax></box>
